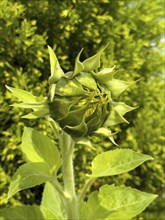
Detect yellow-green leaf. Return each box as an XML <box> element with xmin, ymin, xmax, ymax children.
<box><xmin>90</xmin><ymin>149</ymin><xmax>153</xmax><ymax>177</ymax></box>
<box><xmin>21</xmin><ymin>127</ymin><xmax>61</xmax><ymax>173</ymax></box>
<box><xmin>8</xmin><ymin>162</ymin><xmax>53</xmax><ymax>199</ymax></box>
<box><xmin>99</xmin><ymin>185</ymin><xmax>158</xmax><ymax>219</ymax></box>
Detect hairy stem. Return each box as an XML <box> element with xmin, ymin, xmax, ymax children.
<box><xmin>59</xmin><ymin>132</ymin><xmax>79</xmax><ymax>220</ymax></box>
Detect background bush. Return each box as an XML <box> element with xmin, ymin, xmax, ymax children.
<box><xmin>0</xmin><ymin>0</ymin><xmax>164</xmax><ymax>219</ymax></box>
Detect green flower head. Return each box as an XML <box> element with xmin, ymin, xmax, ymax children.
<box><xmin>6</xmin><ymin>45</ymin><xmax>136</xmax><ymax>143</ymax></box>
<box><xmin>48</xmin><ymin>46</ymin><xmax>136</xmax><ymax>140</ymax></box>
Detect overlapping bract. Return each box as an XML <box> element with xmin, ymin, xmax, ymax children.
<box><xmin>48</xmin><ymin>46</ymin><xmax>136</xmax><ymax>141</ymax></box>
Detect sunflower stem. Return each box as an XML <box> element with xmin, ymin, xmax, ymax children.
<box><xmin>59</xmin><ymin>132</ymin><xmax>79</xmax><ymax>220</ymax></box>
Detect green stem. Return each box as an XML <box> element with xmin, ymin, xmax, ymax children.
<box><xmin>59</xmin><ymin>132</ymin><xmax>79</xmax><ymax>220</ymax></box>
<box><xmin>78</xmin><ymin>178</ymin><xmax>96</xmax><ymax>203</ymax></box>
<box><xmin>52</xmin><ymin>178</ymin><xmax>67</xmax><ymax>200</ymax></box>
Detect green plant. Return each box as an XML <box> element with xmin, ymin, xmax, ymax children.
<box><xmin>1</xmin><ymin>46</ymin><xmax>157</xmax><ymax>220</ymax></box>
<box><xmin>1</xmin><ymin>2</ymin><xmax>163</xmax><ymax>216</ymax></box>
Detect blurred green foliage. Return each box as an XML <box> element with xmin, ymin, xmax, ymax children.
<box><xmin>0</xmin><ymin>0</ymin><xmax>164</xmax><ymax>219</ymax></box>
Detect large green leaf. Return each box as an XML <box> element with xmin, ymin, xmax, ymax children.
<box><xmin>0</xmin><ymin>206</ymin><xmax>44</xmax><ymax>220</ymax></box>
<box><xmin>80</xmin><ymin>184</ymin><xmax>157</xmax><ymax>220</ymax></box>
<box><xmin>48</xmin><ymin>46</ymin><xmax>64</xmax><ymax>84</ymax></box>
<box><xmin>8</xmin><ymin>162</ymin><xmax>53</xmax><ymax>198</ymax></box>
<box><xmin>90</xmin><ymin>149</ymin><xmax>153</xmax><ymax>177</ymax></box>
<box><xmin>21</xmin><ymin>127</ymin><xmax>61</xmax><ymax>173</ymax></box>
<box><xmin>41</xmin><ymin>182</ymin><xmax>65</xmax><ymax>219</ymax></box>
<box><xmin>98</xmin><ymin>185</ymin><xmax>158</xmax><ymax>219</ymax></box>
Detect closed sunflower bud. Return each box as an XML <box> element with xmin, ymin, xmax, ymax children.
<box><xmin>48</xmin><ymin>46</ymin><xmax>137</xmax><ymax>140</ymax></box>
